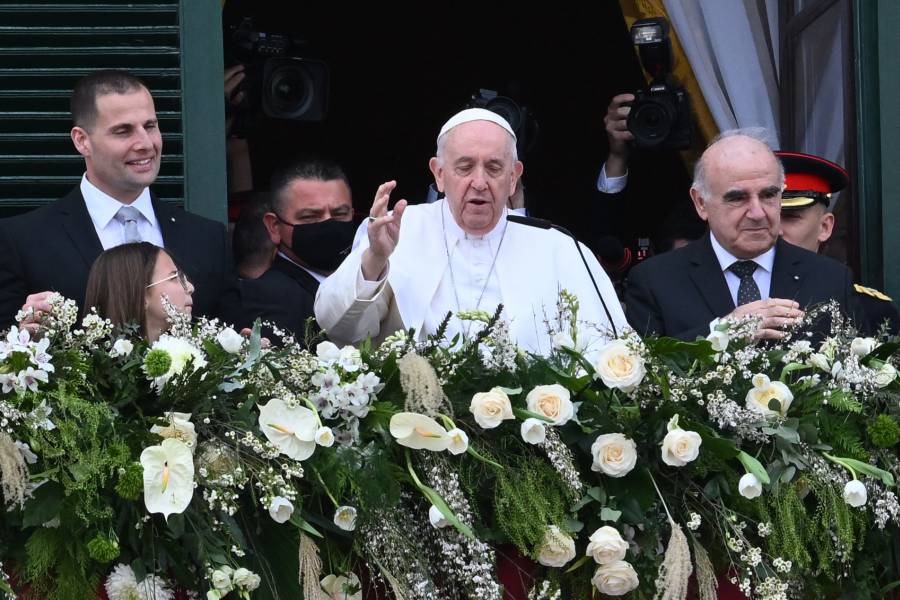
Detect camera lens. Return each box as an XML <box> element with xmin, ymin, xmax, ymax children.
<box><xmin>266</xmin><ymin>63</ymin><xmax>313</xmax><ymax>116</ymax></box>
<box><xmin>484</xmin><ymin>97</ymin><xmax>522</xmax><ymax>133</ymax></box>
<box><xmin>627</xmin><ymin>95</ymin><xmax>676</xmax><ymax>149</ymax></box>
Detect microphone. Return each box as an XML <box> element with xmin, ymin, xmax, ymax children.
<box><xmin>506</xmin><ymin>214</ymin><xmax>618</xmax><ymax>338</ymax></box>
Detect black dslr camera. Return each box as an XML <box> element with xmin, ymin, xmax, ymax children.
<box><xmin>626</xmin><ymin>17</ymin><xmax>691</xmax><ymax>151</ymax></box>
<box><xmin>465</xmin><ymin>89</ymin><xmax>539</xmax><ymax>159</ymax></box>
<box><xmin>226</xmin><ymin>17</ymin><xmax>329</xmax><ymax>122</ymax></box>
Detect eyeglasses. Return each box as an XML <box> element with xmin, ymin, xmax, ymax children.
<box><xmin>146</xmin><ymin>269</ymin><xmax>191</xmax><ymax>292</ymax></box>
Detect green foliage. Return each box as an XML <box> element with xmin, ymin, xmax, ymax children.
<box><xmin>24</xmin><ymin>526</ymin><xmax>99</xmax><ymax>600</ymax></box>
<box><xmin>115</xmin><ymin>462</ymin><xmax>144</xmax><ymax>500</ymax></box>
<box><xmin>762</xmin><ymin>482</ymin><xmax>812</xmax><ymax>572</ymax></box>
<box><xmin>868</xmin><ymin>414</ymin><xmax>900</xmax><ymax>448</ymax></box>
<box><xmin>86</xmin><ymin>532</ymin><xmax>119</xmax><ymax>563</ymax></box>
<box><xmin>493</xmin><ymin>453</ymin><xmax>571</xmax><ymax>558</ymax></box>
<box><xmin>818</xmin><ymin>411</ymin><xmax>870</xmax><ymax>462</ymax></box>
<box><xmin>142</xmin><ymin>348</ymin><xmax>172</xmax><ymax>378</ymax></box>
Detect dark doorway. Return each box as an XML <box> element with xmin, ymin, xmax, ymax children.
<box><xmin>222</xmin><ymin>1</ymin><xmax>693</xmax><ymax>251</ymax></box>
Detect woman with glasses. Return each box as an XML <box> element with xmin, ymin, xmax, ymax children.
<box><xmin>84</xmin><ymin>242</ymin><xmax>194</xmax><ymax>342</ymax></box>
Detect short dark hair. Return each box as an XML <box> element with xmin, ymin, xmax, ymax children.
<box><xmin>84</xmin><ymin>242</ymin><xmax>164</xmax><ymax>338</ymax></box>
<box><xmin>71</xmin><ymin>70</ymin><xmax>148</xmax><ymax>129</ymax></box>
<box><xmin>233</xmin><ymin>192</ymin><xmax>275</xmax><ymax>276</ymax></box>
<box><xmin>269</xmin><ymin>158</ymin><xmax>352</xmax><ymax>214</ymax></box>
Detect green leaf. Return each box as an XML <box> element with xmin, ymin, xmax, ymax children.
<box><xmin>824</xmin><ymin>453</ymin><xmax>895</xmax><ymax>486</ymax></box>
<box><xmin>564</xmin><ymin>554</ymin><xmax>592</xmax><ymax>574</ymax></box>
<box><xmin>780</xmin><ymin>362</ymin><xmax>808</xmax><ymax>382</ymax></box>
<box><xmin>774</xmin><ymin>426</ymin><xmax>801</xmax><ymax>444</ymax></box>
<box><xmin>289</xmin><ymin>513</ymin><xmax>323</xmax><ymax>538</ymax></box>
<box><xmin>466</xmin><ymin>445</ymin><xmax>504</xmax><ymax>469</ymax></box>
<box><xmin>512</xmin><ymin>407</ymin><xmax>555</xmax><ymax>423</ymax></box>
<box><xmin>22</xmin><ymin>481</ymin><xmax>63</xmax><ymax>528</ymax></box>
<box><xmin>737</xmin><ymin>451</ymin><xmax>771</xmax><ymax>485</ymax></box>
<box><xmin>600</xmin><ymin>507</ymin><xmax>622</xmax><ymax>522</ymax></box>
<box><xmin>498</xmin><ymin>386</ymin><xmax>522</xmax><ymax>396</ymax></box>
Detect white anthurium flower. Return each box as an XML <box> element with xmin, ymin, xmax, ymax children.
<box><xmin>216</xmin><ymin>327</ymin><xmax>244</xmax><ymax>354</ymax></box>
<box><xmin>738</xmin><ymin>473</ymin><xmax>763</xmax><ymax>499</ymax></box>
<box><xmin>321</xmin><ymin>573</ymin><xmax>362</xmax><ymax>600</ymax></box>
<box><xmin>660</xmin><ymin>415</ymin><xmax>702</xmax><ymax>467</ymax></box>
<box><xmin>388</xmin><ymin>412</ymin><xmax>451</xmax><ymax>452</ymax></box>
<box><xmin>150</xmin><ymin>411</ymin><xmax>197</xmax><ymax>451</ymax></box>
<box><xmin>140</xmin><ymin>438</ymin><xmax>195</xmax><ymax>520</ymax></box>
<box><xmin>429</xmin><ymin>504</ymin><xmax>451</xmax><ymax>529</ymax></box>
<box><xmin>745</xmin><ymin>374</ymin><xmax>794</xmax><ymax>418</ymax></box>
<box><xmin>333</xmin><ymin>505</ymin><xmax>357</xmax><ymax>531</ymax></box>
<box><xmin>850</xmin><ymin>336</ymin><xmax>877</xmax><ymax>357</ymax></box>
<box><xmin>593</xmin><ymin>340</ymin><xmax>646</xmax><ymax>393</ymax></box>
<box><xmin>521</xmin><ymin>418</ymin><xmax>547</xmax><ymax>445</ymax></box>
<box><xmin>843</xmin><ymin>480</ymin><xmax>868</xmax><ymax>507</ymax></box>
<box><xmin>257</xmin><ymin>398</ymin><xmax>318</xmax><ymax>461</ymax></box>
<box><xmin>706</xmin><ymin>330</ymin><xmax>730</xmax><ymax>353</ymax></box>
<box><xmin>874</xmin><ymin>362</ymin><xmax>897</xmax><ymax>388</ymax></box>
<box><xmin>315</xmin><ymin>426</ymin><xmax>335</xmax><ymax>447</ymax></box>
<box><xmin>525</xmin><ymin>384</ymin><xmax>574</xmax><ymax>426</ymax></box>
<box><xmin>268</xmin><ymin>496</ymin><xmax>294</xmax><ymax>523</ymax></box>
<box><xmin>446</xmin><ymin>428</ymin><xmax>469</xmax><ymax>455</ymax></box>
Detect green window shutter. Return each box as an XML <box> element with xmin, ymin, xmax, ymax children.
<box><xmin>0</xmin><ymin>0</ymin><xmax>199</xmax><ymax>216</ymax></box>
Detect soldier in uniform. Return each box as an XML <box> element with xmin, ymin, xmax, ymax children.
<box><xmin>777</xmin><ymin>151</ymin><xmax>898</xmax><ymax>335</ymax></box>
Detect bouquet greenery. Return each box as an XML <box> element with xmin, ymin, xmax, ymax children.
<box><xmin>0</xmin><ymin>291</ymin><xmax>898</xmax><ymax>600</ymax></box>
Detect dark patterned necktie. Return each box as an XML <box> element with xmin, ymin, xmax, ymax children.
<box><xmin>729</xmin><ymin>260</ymin><xmax>761</xmax><ymax>305</ymax></box>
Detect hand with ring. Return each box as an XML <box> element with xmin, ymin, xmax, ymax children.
<box><xmin>361</xmin><ymin>180</ymin><xmax>407</xmax><ymax>281</ymax></box>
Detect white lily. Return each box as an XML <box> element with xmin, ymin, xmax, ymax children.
<box><xmin>257</xmin><ymin>398</ymin><xmax>318</xmax><ymax>461</ymax></box>
<box><xmin>140</xmin><ymin>438</ymin><xmax>195</xmax><ymax>520</ymax></box>
<box><xmin>389</xmin><ymin>412</ymin><xmax>451</xmax><ymax>452</ymax></box>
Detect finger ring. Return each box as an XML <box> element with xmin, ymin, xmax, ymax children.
<box><xmin>368</xmin><ymin>215</ymin><xmax>377</xmax><ymax>223</ymax></box>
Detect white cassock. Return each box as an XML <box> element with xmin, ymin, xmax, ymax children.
<box><xmin>314</xmin><ymin>200</ymin><xmax>628</xmax><ymax>356</ymax></box>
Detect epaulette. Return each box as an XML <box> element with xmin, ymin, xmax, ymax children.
<box><xmin>854</xmin><ymin>283</ymin><xmax>893</xmax><ymax>302</ymax></box>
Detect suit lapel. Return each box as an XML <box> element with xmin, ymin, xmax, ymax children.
<box><xmin>687</xmin><ymin>236</ymin><xmax>735</xmax><ymax>316</ymax></box>
<box><xmin>154</xmin><ymin>197</ymin><xmax>188</xmax><ymax>259</ymax></box>
<box><xmin>272</xmin><ymin>255</ymin><xmax>320</xmax><ymax>294</ymax></box>
<box><xmin>770</xmin><ymin>238</ymin><xmax>805</xmax><ymax>301</ymax></box>
<box><xmin>57</xmin><ymin>188</ymin><xmax>104</xmax><ymax>268</ymax></box>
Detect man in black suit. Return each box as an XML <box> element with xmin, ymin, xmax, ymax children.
<box><xmin>625</xmin><ymin>129</ymin><xmax>856</xmax><ymax>341</ymax></box>
<box><xmin>0</xmin><ymin>70</ymin><xmax>238</xmax><ymax>331</ymax></box>
<box><xmin>239</xmin><ymin>158</ymin><xmax>356</xmax><ymax>341</ymax></box>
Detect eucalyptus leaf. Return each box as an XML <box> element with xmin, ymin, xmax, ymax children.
<box><xmin>737</xmin><ymin>451</ymin><xmax>771</xmax><ymax>485</ymax></box>
<box><xmin>600</xmin><ymin>507</ymin><xmax>622</xmax><ymax>522</ymax></box>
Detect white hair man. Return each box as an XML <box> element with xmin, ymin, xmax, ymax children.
<box><xmin>314</xmin><ymin>108</ymin><xmax>627</xmax><ymax>354</ymax></box>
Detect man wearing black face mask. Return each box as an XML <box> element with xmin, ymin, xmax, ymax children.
<box><xmin>237</xmin><ymin>158</ymin><xmax>356</xmax><ymax>342</ymax></box>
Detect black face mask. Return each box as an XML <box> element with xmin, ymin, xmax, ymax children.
<box><xmin>279</xmin><ymin>217</ymin><xmax>356</xmax><ymax>272</ymax></box>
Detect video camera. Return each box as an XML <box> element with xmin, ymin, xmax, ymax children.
<box><xmin>225</xmin><ymin>17</ymin><xmax>329</xmax><ymax>122</ymax></box>
<box><xmin>626</xmin><ymin>17</ymin><xmax>691</xmax><ymax>151</ymax></box>
<box><xmin>465</xmin><ymin>89</ymin><xmax>539</xmax><ymax>159</ymax></box>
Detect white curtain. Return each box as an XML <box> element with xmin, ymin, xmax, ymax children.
<box><xmin>663</xmin><ymin>0</ymin><xmax>781</xmax><ymax>147</ymax></box>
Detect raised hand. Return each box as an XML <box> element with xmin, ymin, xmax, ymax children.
<box><xmin>361</xmin><ymin>181</ymin><xmax>407</xmax><ymax>281</ymax></box>
<box><xmin>604</xmin><ymin>93</ymin><xmax>635</xmax><ymax>177</ymax></box>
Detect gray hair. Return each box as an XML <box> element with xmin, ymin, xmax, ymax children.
<box><xmin>691</xmin><ymin>127</ymin><xmax>784</xmax><ymax>197</ymax></box>
<box><xmin>435</xmin><ymin>124</ymin><xmax>518</xmax><ymax>166</ymax></box>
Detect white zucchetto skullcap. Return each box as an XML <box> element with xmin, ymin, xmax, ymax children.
<box><xmin>437</xmin><ymin>108</ymin><xmax>517</xmax><ymax>142</ymax></box>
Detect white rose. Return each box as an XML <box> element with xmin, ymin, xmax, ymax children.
<box><xmin>850</xmin><ymin>337</ymin><xmax>877</xmax><ymax>357</ymax></box>
<box><xmin>268</xmin><ymin>496</ymin><xmax>294</xmax><ymax>523</ymax></box>
<box><xmin>334</xmin><ymin>505</ymin><xmax>357</xmax><ymax>531</ymax></box>
<box><xmin>110</xmin><ymin>338</ymin><xmax>134</xmax><ymax>358</ymax></box>
<box><xmin>232</xmin><ymin>568</ymin><xmax>261</xmax><ymax>591</ymax></box>
<box><xmin>875</xmin><ymin>363</ymin><xmax>897</xmax><ymax>388</ymax></box>
<box><xmin>590</xmin><ymin>433</ymin><xmax>637</xmax><ymax>477</ymax></box>
<box><xmin>591</xmin><ymin>561</ymin><xmax>640</xmax><ymax>596</ymax></box>
<box><xmin>520</xmin><ymin>418</ymin><xmax>547</xmax><ymax>445</ymax></box>
<box><xmin>536</xmin><ymin>525</ymin><xmax>576</xmax><ymax>567</ymax></box>
<box><xmin>447</xmin><ymin>428</ymin><xmax>469</xmax><ymax>455</ymax></box>
<box><xmin>706</xmin><ymin>330</ymin><xmax>730</xmax><ymax>353</ymax></box>
<box><xmin>586</xmin><ymin>526</ymin><xmax>628</xmax><ymax>565</ymax></box>
<box><xmin>738</xmin><ymin>473</ymin><xmax>763</xmax><ymax>499</ymax></box>
<box><xmin>315</xmin><ymin>426</ymin><xmax>335</xmax><ymax>447</ymax></box>
<box><xmin>428</xmin><ymin>504</ymin><xmax>450</xmax><ymax>529</ymax></box>
<box><xmin>216</xmin><ymin>327</ymin><xmax>244</xmax><ymax>354</ymax></box>
<box><xmin>745</xmin><ymin>374</ymin><xmax>794</xmax><ymax>418</ymax></box>
<box><xmin>843</xmin><ymin>479</ymin><xmax>867</xmax><ymax>507</ymax></box>
<box><xmin>525</xmin><ymin>384</ymin><xmax>574</xmax><ymax>426</ymax></box>
<box><xmin>661</xmin><ymin>418</ymin><xmax>702</xmax><ymax>467</ymax></box>
<box><xmin>593</xmin><ymin>340</ymin><xmax>646</xmax><ymax>393</ymax></box>
<box><xmin>469</xmin><ymin>388</ymin><xmax>514</xmax><ymax>429</ymax></box>
<box><xmin>211</xmin><ymin>567</ymin><xmax>233</xmax><ymax>591</ymax></box>
<box><xmin>809</xmin><ymin>353</ymin><xmax>831</xmax><ymax>372</ymax></box>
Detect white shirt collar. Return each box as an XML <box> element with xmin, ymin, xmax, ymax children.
<box><xmin>709</xmin><ymin>232</ymin><xmax>776</xmax><ymax>274</ymax></box>
<box><xmin>80</xmin><ymin>174</ymin><xmax>156</xmax><ymax>230</ymax></box>
<box><xmin>440</xmin><ymin>199</ymin><xmax>508</xmax><ymax>246</ymax></box>
<box><xmin>276</xmin><ymin>251</ymin><xmax>327</xmax><ymax>283</ymax></box>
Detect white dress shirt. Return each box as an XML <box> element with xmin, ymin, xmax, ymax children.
<box><xmin>708</xmin><ymin>232</ymin><xmax>776</xmax><ymax>305</ymax></box>
<box><xmin>596</xmin><ymin>163</ymin><xmax>628</xmax><ymax>194</ymax></box>
<box><xmin>80</xmin><ymin>174</ymin><xmax>163</xmax><ymax>249</ymax></box>
<box><xmin>277</xmin><ymin>251</ymin><xmax>327</xmax><ymax>283</ymax></box>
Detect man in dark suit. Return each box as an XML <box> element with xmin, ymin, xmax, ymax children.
<box><xmin>0</xmin><ymin>70</ymin><xmax>238</xmax><ymax>331</ymax></box>
<box><xmin>625</xmin><ymin>129</ymin><xmax>856</xmax><ymax>341</ymax></box>
<box><xmin>238</xmin><ymin>158</ymin><xmax>356</xmax><ymax>341</ymax></box>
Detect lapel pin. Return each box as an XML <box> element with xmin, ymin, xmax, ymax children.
<box><xmin>793</xmin><ymin>275</ymin><xmax>799</xmax><ymax>281</ymax></box>
<box><xmin>170</xmin><ymin>217</ymin><xmax>176</xmax><ymax>223</ymax></box>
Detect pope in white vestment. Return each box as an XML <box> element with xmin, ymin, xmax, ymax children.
<box><xmin>314</xmin><ymin>109</ymin><xmax>627</xmax><ymax>355</ymax></box>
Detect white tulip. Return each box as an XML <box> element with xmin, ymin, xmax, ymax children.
<box><xmin>738</xmin><ymin>473</ymin><xmax>763</xmax><ymax>499</ymax></box>
<box><xmin>843</xmin><ymin>480</ymin><xmax>868</xmax><ymax>507</ymax></box>
<box><xmin>520</xmin><ymin>418</ymin><xmax>547</xmax><ymax>445</ymax></box>
<box><xmin>216</xmin><ymin>327</ymin><xmax>244</xmax><ymax>354</ymax></box>
<box><xmin>268</xmin><ymin>496</ymin><xmax>294</xmax><ymax>523</ymax></box>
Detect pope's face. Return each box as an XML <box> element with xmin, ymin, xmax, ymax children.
<box><xmin>429</xmin><ymin>120</ymin><xmax>523</xmax><ymax>236</ymax></box>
